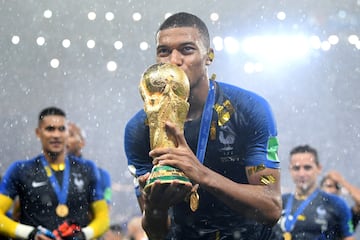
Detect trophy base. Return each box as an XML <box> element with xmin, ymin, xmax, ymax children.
<box><xmin>144</xmin><ymin>165</ymin><xmax>190</xmax><ymax>193</ymax></box>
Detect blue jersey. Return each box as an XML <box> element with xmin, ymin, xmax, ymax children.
<box><xmin>272</xmin><ymin>190</ymin><xmax>354</xmax><ymax>239</ymax></box>
<box><xmin>0</xmin><ymin>154</ymin><xmax>103</xmax><ymax>230</ymax></box>
<box><xmin>125</xmin><ymin>81</ymin><xmax>280</xmax><ymax>239</ymax></box>
<box><xmin>98</xmin><ymin>167</ymin><xmax>112</xmax><ymax>204</ymax></box>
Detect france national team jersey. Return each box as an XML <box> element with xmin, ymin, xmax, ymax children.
<box><xmin>0</xmin><ymin>154</ymin><xmax>103</xmax><ymax>230</ymax></box>
<box><xmin>125</xmin><ymin>81</ymin><xmax>280</xmax><ymax>239</ymax></box>
<box><xmin>98</xmin><ymin>167</ymin><xmax>112</xmax><ymax>204</ymax></box>
<box><xmin>272</xmin><ymin>190</ymin><xmax>354</xmax><ymax>239</ymax></box>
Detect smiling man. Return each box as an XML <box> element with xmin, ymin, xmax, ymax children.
<box><xmin>0</xmin><ymin>106</ymin><xmax>109</xmax><ymax>240</ymax></box>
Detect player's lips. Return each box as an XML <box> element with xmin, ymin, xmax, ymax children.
<box><xmin>296</xmin><ymin>179</ymin><xmax>307</xmax><ymax>185</ymax></box>
<box><xmin>50</xmin><ymin>141</ymin><xmax>62</xmax><ymax>147</ymax></box>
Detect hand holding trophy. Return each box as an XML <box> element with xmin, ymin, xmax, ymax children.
<box><xmin>139</xmin><ymin>62</ymin><xmax>194</xmax><ymax>203</ymax></box>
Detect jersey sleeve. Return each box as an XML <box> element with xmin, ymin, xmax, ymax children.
<box><xmin>242</xmin><ymin>93</ymin><xmax>280</xmax><ymax>169</ymax></box>
<box><xmin>82</xmin><ymin>199</ymin><xmax>110</xmax><ymax>239</ymax></box>
<box><xmin>99</xmin><ymin>168</ymin><xmax>112</xmax><ymax>204</ymax></box>
<box><xmin>334</xmin><ymin>196</ymin><xmax>355</xmax><ymax>237</ymax></box>
<box><xmin>0</xmin><ymin>161</ymin><xmax>22</xmax><ymax>199</ymax></box>
<box><xmin>124</xmin><ymin>110</ymin><xmax>153</xmax><ymax>178</ymax></box>
<box><xmin>86</xmin><ymin>160</ymin><xmax>104</xmax><ymax>203</ymax></box>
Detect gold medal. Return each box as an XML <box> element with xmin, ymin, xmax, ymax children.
<box><xmin>189</xmin><ymin>191</ymin><xmax>199</xmax><ymax>212</ymax></box>
<box><xmin>56</xmin><ymin>204</ymin><xmax>69</xmax><ymax>217</ymax></box>
<box><xmin>283</xmin><ymin>232</ymin><xmax>292</xmax><ymax>240</ymax></box>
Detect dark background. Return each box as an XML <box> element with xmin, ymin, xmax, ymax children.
<box><xmin>0</xmin><ymin>0</ymin><xmax>359</xmax><ymax>235</ymax></box>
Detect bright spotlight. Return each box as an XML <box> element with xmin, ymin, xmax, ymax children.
<box><xmin>88</xmin><ymin>12</ymin><xmax>96</xmax><ymax>21</ymax></box>
<box><xmin>356</xmin><ymin>42</ymin><xmax>360</xmax><ymax>49</ymax></box>
<box><xmin>276</xmin><ymin>11</ymin><xmax>286</xmax><ymax>21</ymax></box>
<box><xmin>242</xmin><ymin>35</ymin><xmax>309</xmax><ymax>62</ymax></box>
<box><xmin>132</xmin><ymin>12</ymin><xmax>142</xmax><ymax>21</ymax></box>
<box><xmin>210</xmin><ymin>12</ymin><xmax>219</xmax><ymax>22</ymax></box>
<box><xmin>36</xmin><ymin>37</ymin><xmax>45</xmax><ymax>46</ymax></box>
<box><xmin>87</xmin><ymin>40</ymin><xmax>96</xmax><ymax>49</ymax></box>
<box><xmin>105</xmin><ymin>12</ymin><xmax>115</xmax><ymax>21</ymax></box>
<box><xmin>244</xmin><ymin>62</ymin><xmax>264</xmax><ymax>74</ymax></box>
<box><xmin>50</xmin><ymin>58</ymin><xmax>60</xmax><ymax>68</ymax></box>
<box><xmin>244</xmin><ymin>62</ymin><xmax>255</xmax><ymax>74</ymax></box>
<box><xmin>254</xmin><ymin>62</ymin><xmax>264</xmax><ymax>72</ymax></box>
<box><xmin>212</xmin><ymin>36</ymin><xmax>223</xmax><ymax>51</ymax></box>
<box><xmin>62</xmin><ymin>39</ymin><xmax>71</xmax><ymax>48</ymax></box>
<box><xmin>11</xmin><ymin>35</ymin><xmax>20</xmax><ymax>45</ymax></box>
<box><xmin>114</xmin><ymin>41</ymin><xmax>123</xmax><ymax>50</ymax></box>
<box><xmin>43</xmin><ymin>9</ymin><xmax>52</xmax><ymax>19</ymax></box>
<box><xmin>328</xmin><ymin>35</ymin><xmax>339</xmax><ymax>45</ymax></box>
<box><xmin>309</xmin><ymin>35</ymin><xmax>321</xmax><ymax>49</ymax></box>
<box><xmin>107</xmin><ymin>61</ymin><xmax>117</xmax><ymax>71</ymax></box>
<box><xmin>224</xmin><ymin>37</ymin><xmax>240</xmax><ymax>54</ymax></box>
<box><xmin>139</xmin><ymin>41</ymin><xmax>149</xmax><ymax>51</ymax></box>
<box><xmin>348</xmin><ymin>35</ymin><xmax>359</xmax><ymax>45</ymax></box>
<box><xmin>321</xmin><ymin>41</ymin><xmax>331</xmax><ymax>51</ymax></box>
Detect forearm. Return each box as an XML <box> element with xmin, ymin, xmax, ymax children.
<box><xmin>199</xmin><ymin>168</ymin><xmax>282</xmax><ymax>225</ymax></box>
<box><xmin>327</xmin><ymin>171</ymin><xmax>360</xmax><ymax>204</ymax></box>
<box><xmin>341</xmin><ymin>182</ymin><xmax>360</xmax><ymax>205</ymax></box>
<box><xmin>83</xmin><ymin>200</ymin><xmax>110</xmax><ymax>239</ymax></box>
<box><xmin>142</xmin><ymin>207</ymin><xmax>170</xmax><ymax>240</ymax></box>
<box><xmin>0</xmin><ymin>213</ymin><xmax>34</xmax><ymax>239</ymax></box>
<box><xmin>0</xmin><ymin>194</ymin><xmax>33</xmax><ymax>239</ymax></box>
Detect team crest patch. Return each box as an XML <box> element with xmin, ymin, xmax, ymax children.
<box><xmin>72</xmin><ymin>173</ymin><xmax>84</xmax><ymax>191</ymax></box>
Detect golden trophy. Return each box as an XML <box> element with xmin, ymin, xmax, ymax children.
<box><xmin>139</xmin><ymin>63</ymin><xmax>191</xmax><ymax>193</ymax></box>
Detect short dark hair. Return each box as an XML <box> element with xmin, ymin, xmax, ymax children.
<box><xmin>157</xmin><ymin>12</ymin><xmax>210</xmax><ymax>49</ymax></box>
<box><xmin>38</xmin><ymin>106</ymin><xmax>66</xmax><ymax>125</ymax></box>
<box><xmin>290</xmin><ymin>144</ymin><xmax>319</xmax><ymax>166</ymax></box>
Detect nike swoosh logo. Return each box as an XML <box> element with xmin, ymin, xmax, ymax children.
<box><xmin>32</xmin><ymin>181</ymin><xmax>47</xmax><ymax>188</ymax></box>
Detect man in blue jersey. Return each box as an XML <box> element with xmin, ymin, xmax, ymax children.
<box><xmin>67</xmin><ymin>122</ymin><xmax>112</xmax><ymax>206</ymax></box>
<box><xmin>124</xmin><ymin>12</ymin><xmax>282</xmax><ymax>239</ymax></box>
<box><xmin>272</xmin><ymin>145</ymin><xmax>354</xmax><ymax>239</ymax></box>
<box><xmin>0</xmin><ymin>107</ymin><xmax>109</xmax><ymax>240</ymax></box>
<box><xmin>321</xmin><ymin>171</ymin><xmax>360</xmax><ymax>230</ymax></box>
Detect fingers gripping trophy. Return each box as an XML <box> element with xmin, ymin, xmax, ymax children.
<box><xmin>139</xmin><ymin>62</ymin><xmax>192</xmax><ymax>196</ymax></box>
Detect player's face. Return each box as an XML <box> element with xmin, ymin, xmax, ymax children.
<box><xmin>156</xmin><ymin>27</ymin><xmax>210</xmax><ymax>89</ymax></box>
<box><xmin>36</xmin><ymin>115</ymin><xmax>68</xmax><ymax>156</ymax></box>
<box><xmin>66</xmin><ymin>125</ymin><xmax>83</xmax><ymax>156</ymax></box>
<box><xmin>321</xmin><ymin>178</ymin><xmax>340</xmax><ymax>195</ymax></box>
<box><xmin>289</xmin><ymin>152</ymin><xmax>321</xmax><ymax>193</ymax></box>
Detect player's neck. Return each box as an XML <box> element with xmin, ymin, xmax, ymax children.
<box><xmin>187</xmin><ymin>77</ymin><xmax>212</xmax><ymax>121</ymax></box>
<box><xmin>295</xmin><ymin>185</ymin><xmax>318</xmax><ymax>200</ymax></box>
<box><xmin>43</xmin><ymin>151</ymin><xmax>65</xmax><ymax>164</ymax></box>
<box><xmin>68</xmin><ymin>150</ymin><xmax>82</xmax><ymax>158</ymax></box>
<box><xmin>74</xmin><ymin>150</ymin><xmax>82</xmax><ymax>158</ymax></box>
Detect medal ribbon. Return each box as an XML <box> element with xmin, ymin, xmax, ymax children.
<box><xmin>196</xmin><ymin>80</ymin><xmax>215</xmax><ymax>163</ymax></box>
<box><xmin>284</xmin><ymin>189</ymin><xmax>320</xmax><ymax>232</ymax></box>
<box><xmin>40</xmin><ymin>155</ymin><xmax>70</xmax><ymax>205</ymax></box>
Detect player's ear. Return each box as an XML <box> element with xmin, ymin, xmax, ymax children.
<box><xmin>80</xmin><ymin>139</ymin><xmax>85</xmax><ymax>148</ymax></box>
<box><xmin>35</xmin><ymin>128</ymin><xmax>40</xmax><ymax>139</ymax></box>
<box><xmin>206</xmin><ymin>49</ymin><xmax>214</xmax><ymax>65</ymax></box>
<box><xmin>317</xmin><ymin>163</ymin><xmax>323</xmax><ymax>174</ymax></box>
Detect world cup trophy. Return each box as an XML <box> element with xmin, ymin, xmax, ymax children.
<box><xmin>139</xmin><ymin>62</ymin><xmax>191</xmax><ymax>193</ymax></box>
